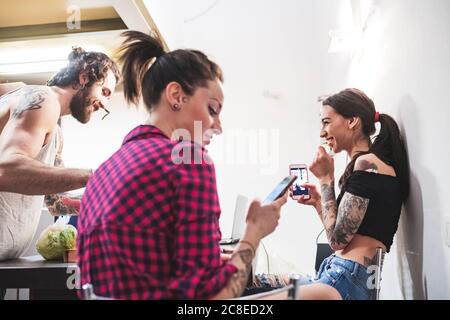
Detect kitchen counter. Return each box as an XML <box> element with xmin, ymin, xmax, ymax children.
<box><xmin>0</xmin><ymin>255</ymin><xmax>78</xmax><ymax>299</ymax></box>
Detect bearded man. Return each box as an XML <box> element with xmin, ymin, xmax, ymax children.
<box><xmin>0</xmin><ymin>47</ymin><xmax>120</xmax><ymax>261</ymax></box>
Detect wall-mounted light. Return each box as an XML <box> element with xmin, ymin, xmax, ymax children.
<box><xmin>328</xmin><ymin>0</ymin><xmax>378</xmax><ymax>54</ymax></box>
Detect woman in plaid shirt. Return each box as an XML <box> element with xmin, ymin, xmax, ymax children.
<box><xmin>77</xmin><ymin>31</ymin><xmax>288</xmax><ymax>300</ymax></box>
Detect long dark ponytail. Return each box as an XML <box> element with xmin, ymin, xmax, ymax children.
<box><xmin>118</xmin><ymin>30</ymin><xmax>223</xmax><ymax>110</ymax></box>
<box><xmin>323</xmin><ymin>88</ymin><xmax>410</xmax><ymax>202</ymax></box>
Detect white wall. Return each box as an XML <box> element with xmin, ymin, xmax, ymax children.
<box><xmin>57</xmin><ymin>0</ymin><xmax>353</xmax><ymax>278</ymax></box>
<box><xmin>144</xmin><ymin>0</ymin><xmax>352</xmax><ymax>276</ymax></box>
<box><xmin>341</xmin><ymin>0</ymin><xmax>450</xmax><ymax>299</ymax></box>
<box><xmin>59</xmin><ymin>0</ymin><xmax>450</xmax><ymax>299</ymax></box>
<box><xmin>61</xmin><ymin>94</ymin><xmax>148</xmax><ymax>169</ymax></box>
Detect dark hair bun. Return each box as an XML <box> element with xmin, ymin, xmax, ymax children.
<box><xmin>68</xmin><ymin>46</ymin><xmax>86</xmax><ymax>61</ymax></box>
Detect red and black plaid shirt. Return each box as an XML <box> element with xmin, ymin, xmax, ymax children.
<box><xmin>77</xmin><ymin>125</ymin><xmax>237</xmax><ymax>299</ymax></box>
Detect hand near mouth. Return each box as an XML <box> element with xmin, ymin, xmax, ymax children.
<box><xmin>310</xmin><ymin>146</ymin><xmax>334</xmax><ymax>182</ymax></box>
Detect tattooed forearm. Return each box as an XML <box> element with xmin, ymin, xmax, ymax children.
<box><xmin>12</xmin><ymin>87</ymin><xmax>47</xmax><ymax>118</ymax></box>
<box><xmin>45</xmin><ymin>194</ymin><xmax>80</xmax><ymax>215</ymax></box>
<box><xmin>321</xmin><ymin>181</ymin><xmax>335</xmax><ymax>203</ymax></box>
<box><xmin>229</xmin><ymin>249</ymin><xmax>253</xmax><ymax>297</ymax></box>
<box><xmin>355</xmin><ymin>160</ymin><xmax>378</xmax><ymax>173</ymax></box>
<box><xmin>320</xmin><ymin>181</ymin><xmax>338</xmax><ymax>239</ymax></box>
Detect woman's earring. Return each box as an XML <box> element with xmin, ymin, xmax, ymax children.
<box><xmin>172</xmin><ymin>103</ymin><xmax>181</xmax><ymax>111</ymax></box>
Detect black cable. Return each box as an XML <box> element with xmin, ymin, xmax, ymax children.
<box><xmin>316</xmin><ymin>227</ymin><xmax>325</xmax><ymax>245</ymax></box>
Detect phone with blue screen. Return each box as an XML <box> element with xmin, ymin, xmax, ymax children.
<box><xmin>289</xmin><ymin>164</ymin><xmax>310</xmax><ymax>200</ymax></box>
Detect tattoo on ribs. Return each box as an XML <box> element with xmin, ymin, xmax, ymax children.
<box><xmin>12</xmin><ymin>87</ymin><xmax>47</xmax><ymax>118</ymax></box>
<box><xmin>230</xmin><ymin>248</ymin><xmax>253</xmax><ymax>297</ymax></box>
<box><xmin>355</xmin><ymin>160</ymin><xmax>378</xmax><ymax>173</ymax></box>
<box><xmin>364</xmin><ymin>253</ymin><xmax>379</xmax><ymax>268</ymax></box>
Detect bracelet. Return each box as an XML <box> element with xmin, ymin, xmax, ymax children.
<box><xmin>239</xmin><ymin>240</ymin><xmax>257</xmax><ymax>257</ymax></box>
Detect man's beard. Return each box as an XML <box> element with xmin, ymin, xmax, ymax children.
<box><xmin>69</xmin><ymin>87</ymin><xmax>93</xmax><ymax>124</ymax></box>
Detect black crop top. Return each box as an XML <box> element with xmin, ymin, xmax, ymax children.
<box><xmin>336</xmin><ymin>171</ymin><xmax>402</xmax><ymax>252</ymax></box>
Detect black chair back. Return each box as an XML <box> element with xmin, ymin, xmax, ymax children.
<box><xmin>315</xmin><ymin>243</ymin><xmax>334</xmax><ymax>274</ymax></box>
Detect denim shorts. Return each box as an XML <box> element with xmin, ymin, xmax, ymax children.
<box><xmin>298</xmin><ymin>254</ymin><xmax>376</xmax><ymax>300</ymax></box>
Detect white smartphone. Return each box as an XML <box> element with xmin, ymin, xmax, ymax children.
<box><xmin>289</xmin><ymin>164</ymin><xmax>310</xmax><ymax>200</ymax></box>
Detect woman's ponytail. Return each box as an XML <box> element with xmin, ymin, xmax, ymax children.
<box><xmin>118</xmin><ymin>31</ymin><xmax>166</xmax><ymax>106</ymax></box>
<box><xmin>370</xmin><ymin>113</ymin><xmax>410</xmax><ymax>201</ymax></box>
<box><xmin>117</xmin><ymin>30</ymin><xmax>223</xmax><ymax>113</ymax></box>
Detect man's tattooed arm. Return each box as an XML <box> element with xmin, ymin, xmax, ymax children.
<box><xmin>320</xmin><ymin>180</ymin><xmax>370</xmax><ymax>250</ymax></box>
<box><xmin>11</xmin><ymin>87</ymin><xmax>47</xmax><ymax>118</ymax></box>
<box><xmin>44</xmin><ymin>127</ymin><xmax>81</xmax><ymax>216</ymax></box>
<box><xmin>44</xmin><ymin>194</ymin><xmax>81</xmax><ymax>216</ymax></box>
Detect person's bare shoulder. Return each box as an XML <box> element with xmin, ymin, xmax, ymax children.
<box><xmin>8</xmin><ymin>85</ymin><xmax>60</xmax><ymax>124</ymax></box>
<box><xmin>0</xmin><ymin>82</ymin><xmax>26</xmax><ymax>96</ymax></box>
<box><xmin>354</xmin><ymin>153</ymin><xmax>396</xmax><ymax>176</ymax></box>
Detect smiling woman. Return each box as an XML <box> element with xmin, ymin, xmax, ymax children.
<box><xmin>288</xmin><ymin>88</ymin><xmax>410</xmax><ymax>300</ymax></box>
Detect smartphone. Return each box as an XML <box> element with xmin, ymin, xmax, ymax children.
<box><xmin>289</xmin><ymin>164</ymin><xmax>310</xmax><ymax>200</ymax></box>
<box><xmin>262</xmin><ymin>176</ymin><xmax>297</xmax><ymax>205</ymax></box>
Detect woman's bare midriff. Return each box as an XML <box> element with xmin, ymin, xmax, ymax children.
<box><xmin>335</xmin><ymin>234</ymin><xmax>386</xmax><ymax>267</ymax></box>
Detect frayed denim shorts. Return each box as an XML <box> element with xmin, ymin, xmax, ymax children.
<box><xmin>298</xmin><ymin>254</ymin><xmax>376</xmax><ymax>300</ymax></box>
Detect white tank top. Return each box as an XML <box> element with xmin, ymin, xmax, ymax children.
<box><xmin>0</xmin><ymin>128</ymin><xmax>59</xmax><ymax>260</ymax></box>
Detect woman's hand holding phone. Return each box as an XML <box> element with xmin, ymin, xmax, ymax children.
<box><xmin>243</xmin><ymin>193</ymin><xmax>288</xmax><ymax>245</ymax></box>
<box><xmin>290</xmin><ymin>183</ymin><xmax>322</xmax><ymax>213</ymax></box>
